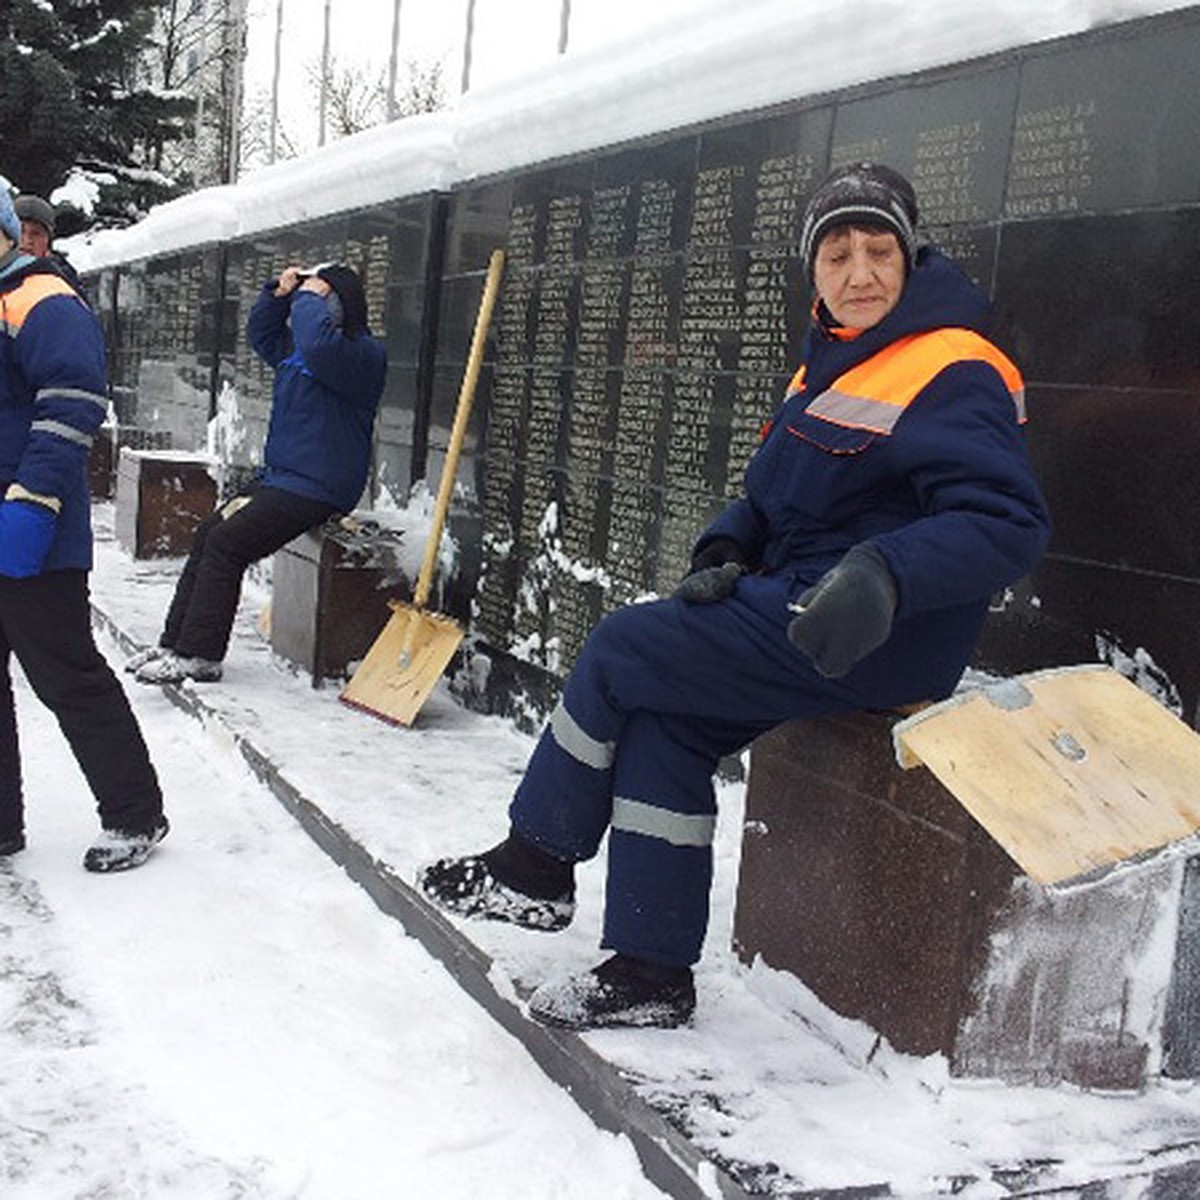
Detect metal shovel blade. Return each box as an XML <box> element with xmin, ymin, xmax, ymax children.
<box><xmin>339</xmin><ymin>602</ymin><xmax>464</xmax><ymax>727</ymax></box>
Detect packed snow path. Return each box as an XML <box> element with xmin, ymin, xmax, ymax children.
<box><xmin>0</xmin><ymin>653</ymin><xmax>662</xmax><ymax>1199</ymax></box>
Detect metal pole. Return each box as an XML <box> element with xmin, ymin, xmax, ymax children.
<box><xmin>460</xmin><ymin>0</ymin><xmax>475</xmax><ymax>94</ymax></box>
<box><xmin>226</xmin><ymin>0</ymin><xmax>247</xmax><ymax>182</ymax></box>
<box><xmin>558</xmin><ymin>0</ymin><xmax>570</xmax><ymax>55</ymax></box>
<box><xmin>269</xmin><ymin>0</ymin><xmax>283</xmax><ymax>162</ymax></box>
<box><xmin>318</xmin><ymin>0</ymin><xmax>332</xmax><ymax>146</ymax></box>
<box><xmin>387</xmin><ymin>0</ymin><xmax>402</xmax><ymax>120</ymax></box>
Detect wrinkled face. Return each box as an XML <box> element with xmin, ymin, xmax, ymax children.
<box><xmin>813</xmin><ymin>225</ymin><xmax>906</xmax><ymax>330</ymax></box>
<box><xmin>19</xmin><ymin>219</ymin><xmax>51</xmax><ymax>257</ymax></box>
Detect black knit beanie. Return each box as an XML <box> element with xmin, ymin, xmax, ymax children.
<box><xmin>800</xmin><ymin>162</ymin><xmax>920</xmax><ymax>279</ymax></box>
<box><xmin>316</xmin><ymin>263</ymin><xmax>369</xmax><ymax>337</ymax></box>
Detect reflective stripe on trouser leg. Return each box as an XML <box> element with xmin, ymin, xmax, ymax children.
<box><xmin>509</xmin><ymin>699</ymin><xmax>618</xmax><ymax>861</ymax></box>
<box><xmin>509</xmin><ymin>608</ymin><xmax>636</xmax><ymax>860</ymax></box>
<box><xmin>601</xmin><ymin>709</ymin><xmax>733</xmax><ymax>968</ymax></box>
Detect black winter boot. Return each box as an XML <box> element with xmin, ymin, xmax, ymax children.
<box><xmin>0</xmin><ymin>831</ymin><xmax>25</xmax><ymax>857</ymax></box>
<box><xmin>528</xmin><ymin>953</ymin><xmax>696</xmax><ymax>1030</ymax></box>
<box><xmin>417</xmin><ymin>831</ymin><xmax>576</xmax><ymax>932</ymax></box>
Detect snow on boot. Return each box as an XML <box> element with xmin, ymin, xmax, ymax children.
<box><xmin>83</xmin><ymin>818</ymin><xmax>169</xmax><ymax>874</ymax></box>
<box><xmin>134</xmin><ymin>653</ymin><xmax>223</xmax><ymax>684</ymax></box>
<box><xmin>527</xmin><ymin>953</ymin><xmax>696</xmax><ymax>1030</ymax></box>
<box><xmin>417</xmin><ymin>835</ymin><xmax>575</xmax><ymax>932</ymax></box>
<box><xmin>124</xmin><ymin>645</ymin><xmax>169</xmax><ymax>672</ymax></box>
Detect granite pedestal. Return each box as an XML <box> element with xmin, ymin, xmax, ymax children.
<box><xmin>733</xmin><ymin>710</ymin><xmax>1199</xmax><ymax>1091</ymax></box>
<box><xmin>270</xmin><ymin>523</ymin><xmax>403</xmax><ymax>685</ymax></box>
<box><xmin>114</xmin><ymin>447</ymin><xmax>218</xmax><ymax>559</ymax></box>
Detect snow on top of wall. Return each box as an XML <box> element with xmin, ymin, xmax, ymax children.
<box><xmin>67</xmin><ymin>0</ymin><xmax>1188</xmax><ymax>272</ymax></box>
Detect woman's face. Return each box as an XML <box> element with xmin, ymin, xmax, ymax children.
<box><xmin>813</xmin><ymin>226</ymin><xmax>906</xmax><ymax>330</ymax></box>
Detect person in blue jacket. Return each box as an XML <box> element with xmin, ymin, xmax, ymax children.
<box><xmin>0</xmin><ymin>184</ymin><xmax>167</xmax><ymax>872</ymax></box>
<box><xmin>419</xmin><ymin>162</ymin><xmax>1052</xmax><ymax>1031</ymax></box>
<box><xmin>132</xmin><ymin>262</ymin><xmax>386</xmax><ymax>684</ymax></box>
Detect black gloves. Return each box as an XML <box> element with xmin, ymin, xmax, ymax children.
<box><xmin>675</xmin><ymin>537</ymin><xmax>746</xmax><ymax>604</ymax></box>
<box><xmin>787</xmin><ymin>543</ymin><xmax>897</xmax><ymax>678</ymax></box>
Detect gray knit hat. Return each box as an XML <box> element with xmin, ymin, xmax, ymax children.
<box><xmin>800</xmin><ymin>162</ymin><xmax>919</xmax><ymax>279</ymax></box>
<box><xmin>15</xmin><ymin>194</ymin><xmax>55</xmax><ymax>236</ymax></box>
<box><xmin>0</xmin><ymin>189</ymin><xmax>19</xmax><ymax>244</ymax></box>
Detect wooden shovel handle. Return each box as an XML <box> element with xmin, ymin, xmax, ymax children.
<box><xmin>411</xmin><ymin>248</ymin><xmax>505</xmax><ymax>612</ymax></box>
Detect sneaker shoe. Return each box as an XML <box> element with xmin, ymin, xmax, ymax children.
<box><xmin>125</xmin><ymin>645</ymin><xmax>170</xmax><ymax>672</ymax></box>
<box><xmin>134</xmin><ymin>653</ymin><xmax>223</xmax><ymax>684</ymax></box>
<box><xmin>417</xmin><ymin>845</ymin><xmax>576</xmax><ymax>932</ymax></box>
<box><xmin>0</xmin><ymin>831</ymin><xmax>25</xmax><ymax>856</ymax></box>
<box><xmin>83</xmin><ymin>818</ymin><xmax>169</xmax><ymax>874</ymax></box>
<box><xmin>528</xmin><ymin>953</ymin><xmax>696</xmax><ymax>1030</ymax></box>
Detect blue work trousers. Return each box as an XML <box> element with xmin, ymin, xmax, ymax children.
<box><xmin>509</xmin><ymin>572</ymin><xmax>966</xmax><ymax>968</ymax></box>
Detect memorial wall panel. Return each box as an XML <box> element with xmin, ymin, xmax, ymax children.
<box><xmin>831</xmin><ymin>67</ymin><xmax>1017</xmax><ymax>290</ymax></box>
<box><xmin>1022</xmin><ymin>385</ymin><xmax>1200</xmax><ymax>577</ymax></box>
<box><xmin>993</xmin><ymin>211</ymin><xmax>1200</xmax><ymax>389</ymax></box>
<box><xmin>455</xmin><ymin>10</ymin><xmax>1200</xmax><ymax>713</ymax></box>
<box><xmin>462</xmin><ymin>112</ymin><xmax>860</xmax><ymax>674</ymax></box>
<box><xmin>442</xmin><ymin>182</ymin><xmax>513</xmax><ymax>276</ymax></box>
<box><xmin>93</xmin><ymin>7</ymin><xmax>1200</xmax><ymax>722</ymax></box>
<box><xmin>1006</xmin><ymin>16</ymin><xmax>1200</xmax><ymax>217</ymax></box>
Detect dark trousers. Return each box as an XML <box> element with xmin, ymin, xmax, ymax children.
<box><xmin>0</xmin><ymin>570</ymin><xmax>163</xmax><ymax>840</ymax></box>
<box><xmin>162</xmin><ymin>485</ymin><xmax>337</xmax><ymax>662</ymax></box>
<box><xmin>510</xmin><ymin>573</ymin><xmax>966</xmax><ymax>967</ymax></box>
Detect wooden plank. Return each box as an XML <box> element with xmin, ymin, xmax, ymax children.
<box><xmin>893</xmin><ymin>666</ymin><xmax>1200</xmax><ymax>885</ymax></box>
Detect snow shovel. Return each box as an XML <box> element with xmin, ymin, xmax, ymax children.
<box><xmin>340</xmin><ymin>249</ymin><xmax>505</xmax><ymax>726</ymax></box>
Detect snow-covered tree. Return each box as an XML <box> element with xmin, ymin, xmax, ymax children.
<box><xmin>0</xmin><ymin>0</ymin><xmax>210</xmax><ymax>229</ymax></box>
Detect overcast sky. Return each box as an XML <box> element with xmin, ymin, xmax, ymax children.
<box><xmin>242</xmin><ymin>0</ymin><xmax>720</xmax><ymax>157</ymax></box>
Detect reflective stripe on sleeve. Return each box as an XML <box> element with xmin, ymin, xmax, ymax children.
<box><xmin>30</xmin><ymin>419</ymin><xmax>94</xmax><ymax>449</ymax></box>
<box><xmin>36</xmin><ymin>386</ymin><xmax>108</xmax><ymax>418</ymax></box>
<box><xmin>611</xmin><ymin>796</ymin><xmax>716</xmax><ymax>848</ymax></box>
<box><xmin>549</xmin><ymin>701</ymin><xmax>616</xmax><ymax>771</ymax></box>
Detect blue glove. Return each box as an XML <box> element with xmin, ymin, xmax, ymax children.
<box><xmin>0</xmin><ymin>500</ymin><xmax>57</xmax><ymax>579</ymax></box>
<box><xmin>787</xmin><ymin>542</ymin><xmax>897</xmax><ymax>678</ymax></box>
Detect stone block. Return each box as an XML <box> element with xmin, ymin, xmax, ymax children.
<box><xmin>114</xmin><ymin>447</ymin><xmax>218</xmax><ymax>559</ymax></box>
<box><xmin>733</xmin><ymin>710</ymin><xmax>1197</xmax><ymax>1090</ymax></box>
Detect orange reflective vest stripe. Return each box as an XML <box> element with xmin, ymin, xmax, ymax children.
<box><xmin>1</xmin><ymin>273</ymin><xmax>80</xmax><ymax>337</ymax></box>
<box><xmin>786</xmin><ymin>327</ymin><xmax>1026</xmax><ymax>434</ymax></box>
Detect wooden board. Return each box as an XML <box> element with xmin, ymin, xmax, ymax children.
<box><xmin>892</xmin><ymin>665</ymin><xmax>1200</xmax><ymax>885</ymax></box>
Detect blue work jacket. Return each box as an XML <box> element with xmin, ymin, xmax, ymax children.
<box><xmin>699</xmin><ymin>247</ymin><xmax>1051</xmax><ymax>683</ymax></box>
<box><xmin>0</xmin><ymin>253</ymin><xmax>107</xmax><ymax>571</ymax></box>
<box><xmin>246</xmin><ymin>284</ymin><xmax>387</xmax><ymax>513</ymax></box>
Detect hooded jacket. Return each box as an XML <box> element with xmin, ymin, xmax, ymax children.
<box><xmin>697</xmin><ymin>246</ymin><xmax>1051</xmax><ymax>687</ymax></box>
<box><xmin>246</xmin><ymin>283</ymin><xmax>387</xmax><ymax>512</ymax></box>
<box><xmin>0</xmin><ymin>251</ymin><xmax>107</xmax><ymax>571</ymax></box>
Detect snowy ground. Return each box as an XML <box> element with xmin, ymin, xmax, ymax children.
<box><xmin>4</xmin><ymin>502</ymin><xmax>1200</xmax><ymax>1198</ymax></box>
<box><xmin>1</xmin><ymin>557</ymin><xmax>662</xmax><ymax>1197</ymax></box>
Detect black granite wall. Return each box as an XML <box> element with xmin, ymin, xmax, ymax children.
<box><xmin>91</xmin><ymin>6</ymin><xmax>1200</xmax><ymax>723</ymax></box>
